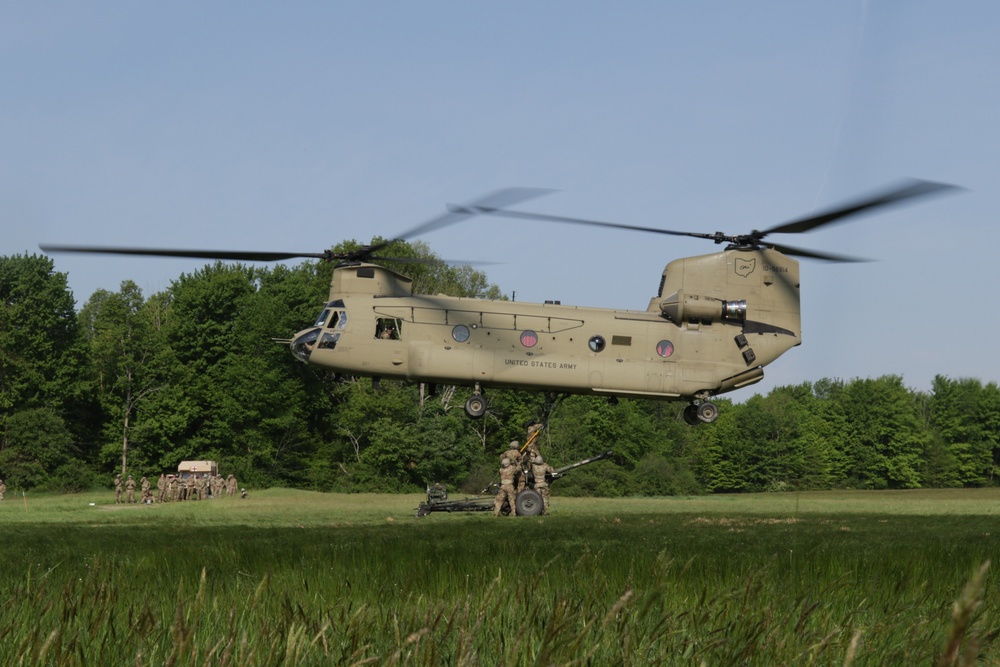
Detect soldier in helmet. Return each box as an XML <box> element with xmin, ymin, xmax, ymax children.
<box><xmin>525</xmin><ymin>420</ymin><xmax>544</xmax><ymax>461</ymax></box>
<box><xmin>125</xmin><ymin>475</ymin><xmax>136</xmax><ymax>503</ymax></box>
<box><xmin>531</xmin><ymin>454</ymin><xmax>556</xmax><ymax>515</ymax></box>
<box><xmin>140</xmin><ymin>476</ymin><xmax>151</xmax><ymax>503</ymax></box>
<box><xmin>494</xmin><ymin>458</ymin><xmax>518</xmax><ymax>517</ymax></box>
<box><xmin>502</xmin><ymin>440</ymin><xmax>525</xmax><ymax>491</ymax></box>
<box><xmin>0</xmin><ymin>478</ymin><xmax>6</xmax><ymax>501</ymax></box>
<box><xmin>114</xmin><ymin>474</ymin><xmax>123</xmax><ymax>504</ymax></box>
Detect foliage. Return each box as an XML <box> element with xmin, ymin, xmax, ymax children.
<box><xmin>3</xmin><ymin>245</ymin><xmax>999</xmax><ymax>496</ymax></box>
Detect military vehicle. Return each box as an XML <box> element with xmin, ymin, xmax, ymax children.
<box><xmin>41</xmin><ymin>179</ymin><xmax>958</xmax><ymax>425</ymax></box>
<box><xmin>416</xmin><ymin>450</ymin><xmax>614</xmax><ymax>517</ymax></box>
<box><xmin>177</xmin><ymin>460</ymin><xmax>218</xmax><ymax>480</ymax></box>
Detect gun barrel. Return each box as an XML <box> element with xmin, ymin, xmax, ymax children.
<box><xmin>550</xmin><ymin>450</ymin><xmax>614</xmax><ymax>478</ymax></box>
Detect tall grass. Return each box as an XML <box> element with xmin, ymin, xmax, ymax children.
<box><xmin>3</xmin><ymin>490</ymin><xmax>1000</xmax><ymax>664</ymax></box>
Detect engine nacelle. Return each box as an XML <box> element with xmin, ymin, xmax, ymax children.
<box><xmin>659</xmin><ymin>291</ymin><xmax>746</xmax><ymax>325</ymax></box>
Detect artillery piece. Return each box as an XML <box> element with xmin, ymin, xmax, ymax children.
<box><xmin>415</xmin><ymin>450</ymin><xmax>614</xmax><ymax>517</ymax></box>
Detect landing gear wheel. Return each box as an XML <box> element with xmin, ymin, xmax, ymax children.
<box><xmin>465</xmin><ymin>394</ymin><xmax>487</xmax><ymax>419</ymax></box>
<box><xmin>515</xmin><ymin>489</ymin><xmax>543</xmax><ymax>516</ymax></box>
<box><xmin>683</xmin><ymin>404</ymin><xmax>701</xmax><ymax>426</ymax></box>
<box><xmin>696</xmin><ymin>401</ymin><xmax>719</xmax><ymax>424</ymax></box>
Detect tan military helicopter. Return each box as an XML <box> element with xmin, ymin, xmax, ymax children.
<box><xmin>42</xmin><ymin>179</ymin><xmax>956</xmax><ymax>425</ymax></box>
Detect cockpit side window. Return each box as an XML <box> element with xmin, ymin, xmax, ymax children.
<box><xmin>314</xmin><ymin>309</ymin><xmax>331</xmax><ymax>327</ymax></box>
<box><xmin>376</xmin><ymin>317</ymin><xmax>401</xmax><ymax>340</ymax></box>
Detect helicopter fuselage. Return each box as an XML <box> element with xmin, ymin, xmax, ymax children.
<box><xmin>289</xmin><ymin>247</ymin><xmax>801</xmax><ymax>418</ymax></box>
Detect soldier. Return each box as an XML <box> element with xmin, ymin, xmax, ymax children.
<box><xmin>125</xmin><ymin>475</ymin><xmax>136</xmax><ymax>503</ymax></box>
<box><xmin>525</xmin><ymin>420</ymin><xmax>544</xmax><ymax>461</ymax></box>
<box><xmin>493</xmin><ymin>458</ymin><xmax>518</xmax><ymax>517</ymax></box>
<box><xmin>168</xmin><ymin>474</ymin><xmax>180</xmax><ymax>502</ymax></box>
<box><xmin>140</xmin><ymin>476</ymin><xmax>151</xmax><ymax>503</ymax></box>
<box><xmin>115</xmin><ymin>474</ymin><xmax>123</xmax><ymax>504</ymax></box>
<box><xmin>226</xmin><ymin>474</ymin><xmax>237</xmax><ymax>497</ymax></box>
<box><xmin>157</xmin><ymin>474</ymin><xmax>166</xmax><ymax>503</ymax></box>
<box><xmin>0</xmin><ymin>478</ymin><xmax>5</xmax><ymax>501</ymax></box>
<box><xmin>502</xmin><ymin>441</ymin><xmax>525</xmax><ymax>492</ymax></box>
<box><xmin>531</xmin><ymin>455</ymin><xmax>556</xmax><ymax>515</ymax></box>
<box><xmin>197</xmin><ymin>475</ymin><xmax>209</xmax><ymax>500</ymax></box>
<box><xmin>240</xmin><ymin>487</ymin><xmax>249</xmax><ymax>499</ymax></box>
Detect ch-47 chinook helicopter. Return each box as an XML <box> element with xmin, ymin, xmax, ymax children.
<box><xmin>42</xmin><ymin>178</ymin><xmax>957</xmax><ymax>425</ymax></box>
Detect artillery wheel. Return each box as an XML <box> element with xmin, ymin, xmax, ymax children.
<box><xmin>515</xmin><ymin>489</ymin><xmax>543</xmax><ymax>516</ymax></box>
<box><xmin>465</xmin><ymin>394</ymin><xmax>487</xmax><ymax>419</ymax></box>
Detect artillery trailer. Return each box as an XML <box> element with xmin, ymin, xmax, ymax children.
<box><xmin>416</xmin><ymin>450</ymin><xmax>613</xmax><ymax>517</ymax></box>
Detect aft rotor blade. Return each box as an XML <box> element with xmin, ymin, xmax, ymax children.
<box><xmin>451</xmin><ymin>205</ymin><xmax>713</xmax><ymax>240</ymax></box>
<box><xmin>39</xmin><ymin>245</ymin><xmax>330</xmax><ymax>262</ymax></box>
<box><xmin>366</xmin><ymin>187</ymin><xmax>557</xmax><ymax>257</ymax></box>
<box><xmin>762</xmin><ymin>179</ymin><xmax>962</xmax><ymax>237</ymax></box>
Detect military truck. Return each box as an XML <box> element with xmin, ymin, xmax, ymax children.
<box><xmin>416</xmin><ymin>450</ymin><xmax>613</xmax><ymax>517</ymax></box>
<box><xmin>177</xmin><ymin>460</ymin><xmax>217</xmax><ymax>480</ymax></box>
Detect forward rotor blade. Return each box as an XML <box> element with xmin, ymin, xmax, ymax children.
<box><xmin>765</xmin><ymin>242</ymin><xmax>870</xmax><ymax>263</ymax></box>
<box><xmin>39</xmin><ymin>245</ymin><xmax>329</xmax><ymax>262</ymax></box>
<box><xmin>762</xmin><ymin>179</ymin><xmax>962</xmax><ymax>237</ymax></box>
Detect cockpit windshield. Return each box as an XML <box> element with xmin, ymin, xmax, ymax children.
<box><xmin>292</xmin><ymin>303</ymin><xmax>350</xmax><ymax>364</ymax></box>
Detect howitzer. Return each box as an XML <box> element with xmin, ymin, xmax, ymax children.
<box><xmin>415</xmin><ymin>450</ymin><xmax>614</xmax><ymax>518</ymax></box>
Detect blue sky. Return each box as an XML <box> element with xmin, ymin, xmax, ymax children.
<box><xmin>4</xmin><ymin>2</ymin><xmax>998</xmax><ymax>398</ymax></box>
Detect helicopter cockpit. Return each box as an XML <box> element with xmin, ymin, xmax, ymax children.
<box><xmin>291</xmin><ymin>300</ymin><xmax>348</xmax><ymax>363</ymax></box>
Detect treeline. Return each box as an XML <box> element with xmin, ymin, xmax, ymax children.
<box><xmin>1</xmin><ymin>248</ymin><xmax>998</xmax><ymax>495</ymax></box>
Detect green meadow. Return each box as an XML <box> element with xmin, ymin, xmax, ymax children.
<box><xmin>4</xmin><ymin>489</ymin><xmax>1000</xmax><ymax>665</ymax></box>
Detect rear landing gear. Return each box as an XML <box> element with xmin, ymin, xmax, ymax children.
<box><xmin>465</xmin><ymin>384</ymin><xmax>487</xmax><ymax>419</ymax></box>
<box><xmin>683</xmin><ymin>400</ymin><xmax>719</xmax><ymax>425</ymax></box>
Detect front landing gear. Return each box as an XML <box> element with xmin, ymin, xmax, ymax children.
<box><xmin>683</xmin><ymin>400</ymin><xmax>719</xmax><ymax>426</ymax></box>
<box><xmin>465</xmin><ymin>384</ymin><xmax>487</xmax><ymax>419</ymax></box>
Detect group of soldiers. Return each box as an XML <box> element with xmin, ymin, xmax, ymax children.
<box><xmin>494</xmin><ymin>420</ymin><xmax>555</xmax><ymax>517</ymax></box>
<box><xmin>114</xmin><ymin>472</ymin><xmax>240</xmax><ymax>503</ymax></box>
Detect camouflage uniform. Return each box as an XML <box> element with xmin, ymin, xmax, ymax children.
<box><xmin>530</xmin><ymin>455</ymin><xmax>556</xmax><ymax>515</ymax></box>
<box><xmin>525</xmin><ymin>421</ymin><xmax>543</xmax><ymax>461</ymax></box>
<box><xmin>493</xmin><ymin>458</ymin><xmax>518</xmax><ymax>517</ymax></box>
<box><xmin>502</xmin><ymin>441</ymin><xmax>525</xmax><ymax>491</ymax></box>
<box><xmin>168</xmin><ymin>475</ymin><xmax>179</xmax><ymax>502</ymax></box>
<box><xmin>125</xmin><ymin>476</ymin><xmax>136</xmax><ymax>503</ymax></box>
<box><xmin>140</xmin><ymin>476</ymin><xmax>151</xmax><ymax>503</ymax></box>
<box><xmin>226</xmin><ymin>474</ymin><xmax>237</xmax><ymax>497</ymax></box>
<box><xmin>115</xmin><ymin>474</ymin><xmax>123</xmax><ymax>504</ymax></box>
<box><xmin>157</xmin><ymin>474</ymin><xmax>166</xmax><ymax>503</ymax></box>
<box><xmin>0</xmin><ymin>478</ymin><xmax>6</xmax><ymax>501</ymax></box>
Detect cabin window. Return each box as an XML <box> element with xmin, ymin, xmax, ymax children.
<box><xmin>335</xmin><ymin>311</ymin><xmax>348</xmax><ymax>329</ymax></box>
<box><xmin>452</xmin><ymin>325</ymin><xmax>470</xmax><ymax>343</ymax></box>
<box><xmin>520</xmin><ymin>330</ymin><xmax>538</xmax><ymax>348</ymax></box>
<box><xmin>656</xmin><ymin>340</ymin><xmax>675</xmax><ymax>358</ymax></box>
<box><xmin>588</xmin><ymin>335</ymin><xmax>606</xmax><ymax>353</ymax></box>
<box><xmin>376</xmin><ymin>317</ymin><xmax>401</xmax><ymax>340</ymax></box>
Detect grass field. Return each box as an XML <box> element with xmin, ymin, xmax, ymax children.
<box><xmin>4</xmin><ymin>488</ymin><xmax>1000</xmax><ymax>665</ymax></box>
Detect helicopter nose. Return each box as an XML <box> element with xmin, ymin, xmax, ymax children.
<box><xmin>290</xmin><ymin>327</ymin><xmax>320</xmax><ymax>363</ymax></box>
